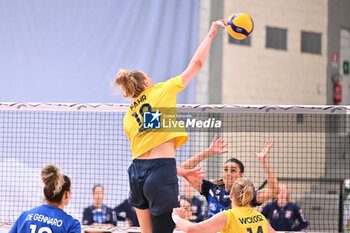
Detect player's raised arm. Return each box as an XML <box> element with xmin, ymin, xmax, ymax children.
<box><xmin>180</xmin><ymin>136</ymin><xmax>227</xmax><ymax>192</ymax></box>
<box><xmin>177</xmin><ymin>166</ymin><xmax>206</xmax><ymax>189</ymax></box>
<box><xmin>255</xmin><ymin>140</ymin><xmax>280</xmax><ymax>203</ymax></box>
<box><xmin>181</xmin><ymin>135</ymin><xmax>228</xmax><ymax>170</ymax></box>
<box><xmin>181</xmin><ymin>20</ymin><xmax>226</xmax><ymax>87</ymax></box>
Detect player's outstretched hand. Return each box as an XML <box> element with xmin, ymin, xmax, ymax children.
<box><xmin>254</xmin><ymin>140</ymin><xmax>274</xmax><ymax>163</ymax></box>
<box><xmin>209</xmin><ymin>19</ymin><xmax>227</xmax><ymax>37</ymax></box>
<box><xmin>182</xmin><ymin>167</ymin><xmax>206</xmax><ymax>188</ymax></box>
<box><xmin>206</xmin><ymin>135</ymin><xmax>228</xmax><ymax>157</ymax></box>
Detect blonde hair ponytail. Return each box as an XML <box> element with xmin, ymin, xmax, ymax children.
<box><xmin>114</xmin><ymin>69</ymin><xmax>147</xmax><ymax>98</ymax></box>
<box><xmin>231</xmin><ymin>178</ymin><xmax>255</xmax><ymax>206</ymax></box>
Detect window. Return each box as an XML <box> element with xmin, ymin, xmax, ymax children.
<box><xmin>266</xmin><ymin>26</ymin><xmax>287</xmax><ymax>50</ymax></box>
<box><xmin>228</xmin><ymin>34</ymin><xmax>251</xmax><ymax>46</ymax></box>
<box><xmin>301</xmin><ymin>31</ymin><xmax>322</xmax><ymax>54</ymax></box>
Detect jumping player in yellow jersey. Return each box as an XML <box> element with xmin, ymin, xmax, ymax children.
<box><xmin>172</xmin><ymin>178</ymin><xmax>276</xmax><ymax>233</ymax></box>
<box><xmin>113</xmin><ymin>20</ymin><xmax>227</xmax><ymax>233</ymax></box>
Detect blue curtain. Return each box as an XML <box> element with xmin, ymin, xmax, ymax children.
<box><xmin>0</xmin><ymin>0</ymin><xmax>199</xmax><ymax>104</ymax></box>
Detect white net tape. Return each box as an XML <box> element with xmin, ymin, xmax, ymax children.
<box><xmin>0</xmin><ymin>102</ymin><xmax>349</xmax><ymax>114</ymax></box>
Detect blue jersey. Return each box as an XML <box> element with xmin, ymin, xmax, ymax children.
<box><xmin>261</xmin><ymin>201</ymin><xmax>308</xmax><ymax>231</ymax></box>
<box><xmin>201</xmin><ymin>179</ymin><xmax>259</xmax><ymax>218</ymax></box>
<box><xmin>82</xmin><ymin>205</ymin><xmax>114</xmax><ymax>225</ymax></box>
<box><xmin>9</xmin><ymin>204</ymin><xmax>81</xmax><ymax>233</ymax></box>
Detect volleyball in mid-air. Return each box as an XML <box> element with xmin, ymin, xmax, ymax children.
<box><xmin>227</xmin><ymin>12</ymin><xmax>254</xmax><ymax>40</ymax></box>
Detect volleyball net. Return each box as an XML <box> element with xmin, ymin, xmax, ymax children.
<box><xmin>0</xmin><ymin>103</ymin><xmax>350</xmax><ymax>232</ymax></box>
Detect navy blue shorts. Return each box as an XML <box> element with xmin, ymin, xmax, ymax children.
<box><xmin>127</xmin><ymin>158</ymin><xmax>179</xmax><ymax>216</ymax></box>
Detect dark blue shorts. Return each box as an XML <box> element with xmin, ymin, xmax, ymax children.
<box><xmin>127</xmin><ymin>158</ymin><xmax>179</xmax><ymax>216</ymax></box>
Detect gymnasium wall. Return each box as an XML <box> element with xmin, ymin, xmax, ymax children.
<box><xmin>222</xmin><ymin>0</ymin><xmax>328</xmax><ymax>105</ymax></box>
<box><xmin>0</xmin><ymin>0</ymin><xmax>199</xmax><ymax>104</ymax></box>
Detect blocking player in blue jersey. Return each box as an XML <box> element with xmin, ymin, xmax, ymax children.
<box><xmin>181</xmin><ymin>138</ymin><xmax>280</xmax><ymax>218</ymax></box>
<box><xmin>261</xmin><ymin>182</ymin><xmax>309</xmax><ymax>231</ymax></box>
<box><xmin>9</xmin><ymin>164</ymin><xmax>81</xmax><ymax>233</ymax></box>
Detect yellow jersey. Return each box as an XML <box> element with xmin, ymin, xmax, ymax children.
<box><xmin>221</xmin><ymin>207</ymin><xmax>268</xmax><ymax>233</ymax></box>
<box><xmin>123</xmin><ymin>75</ymin><xmax>188</xmax><ymax>159</ymax></box>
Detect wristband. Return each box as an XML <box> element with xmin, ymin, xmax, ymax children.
<box><xmin>172</xmin><ymin>214</ymin><xmax>180</xmax><ymax>224</ymax></box>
